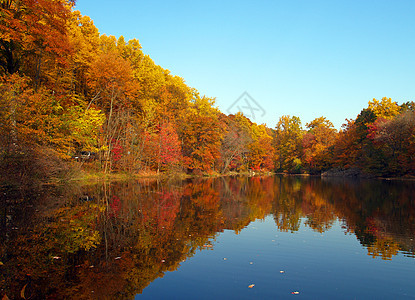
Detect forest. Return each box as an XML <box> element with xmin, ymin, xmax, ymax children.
<box><xmin>1</xmin><ymin>0</ymin><xmax>415</xmax><ymax>186</ymax></box>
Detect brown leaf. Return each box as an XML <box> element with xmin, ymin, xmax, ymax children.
<box><xmin>20</xmin><ymin>284</ymin><xmax>28</xmax><ymax>299</ymax></box>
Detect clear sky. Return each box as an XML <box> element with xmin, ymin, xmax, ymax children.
<box><xmin>75</xmin><ymin>0</ymin><xmax>415</xmax><ymax>130</ymax></box>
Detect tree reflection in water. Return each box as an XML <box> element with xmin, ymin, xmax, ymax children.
<box><xmin>0</xmin><ymin>176</ymin><xmax>414</xmax><ymax>298</ymax></box>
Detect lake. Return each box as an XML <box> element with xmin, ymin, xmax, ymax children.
<box><xmin>1</xmin><ymin>175</ymin><xmax>414</xmax><ymax>299</ymax></box>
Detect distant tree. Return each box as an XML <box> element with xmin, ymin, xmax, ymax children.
<box><xmin>220</xmin><ymin>113</ymin><xmax>252</xmax><ymax>173</ymax></box>
<box><xmin>274</xmin><ymin>115</ymin><xmax>303</xmax><ymax>172</ymax></box>
<box><xmin>367</xmin><ymin>111</ymin><xmax>415</xmax><ymax>175</ymax></box>
<box><xmin>302</xmin><ymin>117</ymin><xmax>337</xmax><ymax>172</ymax></box>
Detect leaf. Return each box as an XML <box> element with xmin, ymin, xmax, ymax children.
<box><xmin>20</xmin><ymin>284</ymin><xmax>28</xmax><ymax>299</ymax></box>
<box><xmin>248</xmin><ymin>284</ymin><xmax>255</xmax><ymax>288</ymax></box>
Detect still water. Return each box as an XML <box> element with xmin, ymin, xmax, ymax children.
<box><xmin>1</xmin><ymin>176</ymin><xmax>415</xmax><ymax>299</ymax></box>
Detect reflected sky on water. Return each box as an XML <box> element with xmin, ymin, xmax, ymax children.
<box><xmin>1</xmin><ymin>176</ymin><xmax>415</xmax><ymax>299</ymax></box>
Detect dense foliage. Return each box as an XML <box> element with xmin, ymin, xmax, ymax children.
<box><xmin>1</xmin><ymin>1</ymin><xmax>414</xmax><ymax>181</ymax></box>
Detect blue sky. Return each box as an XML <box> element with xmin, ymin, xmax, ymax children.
<box><xmin>75</xmin><ymin>0</ymin><xmax>415</xmax><ymax>129</ymax></box>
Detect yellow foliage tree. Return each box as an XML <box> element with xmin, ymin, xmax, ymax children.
<box><xmin>368</xmin><ymin>97</ymin><xmax>401</xmax><ymax>120</ymax></box>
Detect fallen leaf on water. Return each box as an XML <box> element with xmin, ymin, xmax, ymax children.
<box><xmin>20</xmin><ymin>283</ymin><xmax>28</xmax><ymax>299</ymax></box>
<box><xmin>248</xmin><ymin>284</ymin><xmax>255</xmax><ymax>288</ymax></box>
<box><xmin>291</xmin><ymin>291</ymin><xmax>300</xmax><ymax>295</ymax></box>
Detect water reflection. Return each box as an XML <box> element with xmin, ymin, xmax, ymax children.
<box><xmin>0</xmin><ymin>176</ymin><xmax>414</xmax><ymax>298</ymax></box>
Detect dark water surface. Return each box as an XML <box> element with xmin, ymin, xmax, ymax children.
<box><xmin>1</xmin><ymin>176</ymin><xmax>414</xmax><ymax>299</ymax></box>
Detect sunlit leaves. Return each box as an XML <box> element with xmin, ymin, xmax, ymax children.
<box><xmin>0</xmin><ymin>0</ymin><xmax>72</xmax><ymax>76</ymax></box>
<box><xmin>368</xmin><ymin>97</ymin><xmax>401</xmax><ymax>120</ymax></box>
<box><xmin>65</xmin><ymin>99</ymin><xmax>105</xmax><ymax>152</ymax></box>
<box><xmin>247</xmin><ymin>123</ymin><xmax>274</xmax><ymax>171</ymax></box>
<box><xmin>0</xmin><ymin>75</ymin><xmax>72</xmax><ymax>156</ymax></box>
<box><xmin>303</xmin><ymin>117</ymin><xmax>337</xmax><ymax>172</ymax></box>
<box><xmin>274</xmin><ymin>115</ymin><xmax>303</xmax><ymax>172</ymax></box>
<box><xmin>180</xmin><ymin>95</ymin><xmax>224</xmax><ymax>173</ymax></box>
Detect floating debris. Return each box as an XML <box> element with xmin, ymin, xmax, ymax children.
<box><xmin>249</xmin><ymin>262</ymin><xmax>253</xmax><ymax>265</ymax></box>
<box><xmin>52</xmin><ymin>256</ymin><xmax>61</xmax><ymax>260</ymax></box>
<box><xmin>20</xmin><ymin>283</ymin><xmax>28</xmax><ymax>299</ymax></box>
<box><xmin>114</xmin><ymin>257</ymin><xmax>121</xmax><ymax>260</ymax></box>
<box><xmin>248</xmin><ymin>284</ymin><xmax>255</xmax><ymax>288</ymax></box>
<box><xmin>161</xmin><ymin>259</ymin><xmax>166</xmax><ymax>263</ymax></box>
<box><xmin>291</xmin><ymin>291</ymin><xmax>300</xmax><ymax>295</ymax></box>
<box><xmin>203</xmin><ymin>244</ymin><xmax>213</xmax><ymax>248</ymax></box>
<box><xmin>223</xmin><ymin>258</ymin><xmax>227</xmax><ymax>260</ymax></box>
<box><xmin>280</xmin><ymin>270</ymin><xmax>285</xmax><ymax>274</ymax></box>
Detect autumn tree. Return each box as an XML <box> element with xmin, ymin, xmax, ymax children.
<box><xmin>274</xmin><ymin>115</ymin><xmax>303</xmax><ymax>172</ymax></box>
<box><xmin>247</xmin><ymin>123</ymin><xmax>274</xmax><ymax>171</ymax></box>
<box><xmin>220</xmin><ymin>113</ymin><xmax>252</xmax><ymax>173</ymax></box>
<box><xmin>67</xmin><ymin>10</ymin><xmax>100</xmax><ymax>95</ymax></box>
<box><xmin>302</xmin><ymin>117</ymin><xmax>337</xmax><ymax>172</ymax></box>
<box><xmin>331</xmin><ymin>119</ymin><xmax>360</xmax><ymax>169</ymax></box>
<box><xmin>367</xmin><ymin>111</ymin><xmax>415</xmax><ymax>175</ymax></box>
<box><xmin>0</xmin><ymin>0</ymin><xmax>73</xmax><ymax>93</ymax></box>
<box><xmin>368</xmin><ymin>97</ymin><xmax>401</xmax><ymax>120</ymax></box>
<box><xmin>88</xmin><ymin>45</ymin><xmax>137</xmax><ymax>172</ymax></box>
<box><xmin>180</xmin><ymin>94</ymin><xmax>224</xmax><ymax>174</ymax></box>
<box><xmin>331</xmin><ymin>107</ymin><xmax>377</xmax><ymax>172</ymax></box>
<box><xmin>142</xmin><ymin>121</ymin><xmax>182</xmax><ymax>172</ymax></box>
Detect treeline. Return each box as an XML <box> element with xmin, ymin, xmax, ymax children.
<box><xmin>1</xmin><ymin>1</ymin><xmax>414</xmax><ymax>182</ymax></box>
<box><xmin>275</xmin><ymin>97</ymin><xmax>415</xmax><ymax>176</ymax></box>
